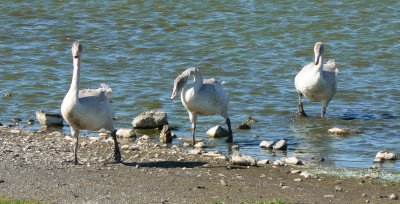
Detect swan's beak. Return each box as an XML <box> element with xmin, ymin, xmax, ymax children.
<box><xmin>314</xmin><ymin>55</ymin><xmax>319</xmax><ymax>65</ymax></box>
<box><xmin>170</xmin><ymin>92</ymin><xmax>177</xmax><ymax>100</ymax></box>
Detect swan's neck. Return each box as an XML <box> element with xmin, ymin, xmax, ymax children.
<box><xmin>192</xmin><ymin>72</ymin><xmax>203</xmax><ymax>91</ymax></box>
<box><xmin>68</xmin><ymin>58</ymin><xmax>80</xmax><ymax>98</ymax></box>
<box><xmin>316</xmin><ymin>55</ymin><xmax>323</xmax><ymax>72</ymax></box>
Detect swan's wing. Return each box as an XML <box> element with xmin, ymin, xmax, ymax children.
<box><xmin>203</xmin><ymin>78</ymin><xmax>220</xmax><ymax>85</ymax></box>
<box><xmin>79</xmin><ymin>83</ymin><xmax>112</xmax><ymax>100</ymax></box>
<box><xmin>323</xmin><ymin>59</ymin><xmax>338</xmax><ymax>75</ymax></box>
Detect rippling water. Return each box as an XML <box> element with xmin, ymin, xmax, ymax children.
<box><xmin>1</xmin><ymin>1</ymin><xmax>399</xmax><ymax>170</ymax></box>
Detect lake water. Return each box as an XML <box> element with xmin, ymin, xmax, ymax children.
<box><xmin>0</xmin><ymin>1</ymin><xmax>399</xmax><ymax>170</ymax></box>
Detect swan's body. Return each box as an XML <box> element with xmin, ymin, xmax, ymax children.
<box><xmin>171</xmin><ymin>68</ymin><xmax>233</xmax><ymax>145</ymax></box>
<box><xmin>294</xmin><ymin>42</ymin><xmax>338</xmax><ymax>117</ymax></box>
<box><xmin>61</xmin><ymin>42</ymin><xmax>121</xmax><ymax>164</ymax></box>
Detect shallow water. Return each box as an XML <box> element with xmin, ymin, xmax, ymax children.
<box><xmin>0</xmin><ymin>1</ymin><xmax>399</xmax><ymax>170</ymax></box>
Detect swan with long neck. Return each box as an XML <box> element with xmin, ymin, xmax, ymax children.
<box><xmin>61</xmin><ymin>42</ymin><xmax>121</xmax><ymax>164</ymax></box>
<box><xmin>171</xmin><ymin>68</ymin><xmax>233</xmax><ymax>145</ymax></box>
<box><xmin>294</xmin><ymin>42</ymin><xmax>338</xmax><ymax>117</ymax></box>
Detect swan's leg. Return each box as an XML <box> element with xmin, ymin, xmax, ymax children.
<box><xmin>225</xmin><ymin>117</ymin><xmax>233</xmax><ymax>143</ymax></box>
<box><xmin>321</xmin><ymin>101</ymin><xmax>328</xmax><ymax>118</ymax></box>
<box><xmin>72</xmin><ymin>128</ymin><xmax>80</xmax><ymax>165</ymax></box>
<box><xmin>189</xmin><ymin>112</ymin><xmax>197</xmax><ymax>146</ymax></box>
<box><xmin>111</xmin><ymin>129</ymin><xmax>121</xmax><ymax>162</ymax></box>
<box><xmin>297</xmin><ymin>92</ymin><xmax>307</xmax><ymax>116</ymax></box>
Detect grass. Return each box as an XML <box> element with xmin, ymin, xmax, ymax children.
<box><xmin>0</xmin><ymin>196</ymin><xmax>44</xmax><ymax>204</ymax></box>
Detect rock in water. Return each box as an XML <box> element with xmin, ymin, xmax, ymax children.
<box><xmin>236</xmin><ymin>116</ymin><xmax>256</xmax><ymax>129</ymax></box>
<box><xmin>231</xmin><ymin>151</ymin><xmax>256</xmax><ymax>166</ymax></box>
<box><xmin>375</xmin><ymin>151</ymin><xmax>397</xmax><ymax>161</ymax></box>
<box><xmin>132</xmin><ymin>110</ymin><xmax>168</xmax><ymax>129</ymax></box>
<box><xmin>328</xmin><ymin>127</ymin><xmax>362</xmax><ymax>135</ymax></box>
<box><xmin>159</xmin><ymin>125</ymin><xmax>173</xmax><ymax>144</ymax></box>
<box><xmin>116</xmin><ymin>128</ymin><xmax>136</xmax><ymax>139</ymax></box>
<box><xmin>206</xmin><ymin>125</ymin><xmax>230</xmax><ymax>138</ymax></box>
<box><xmin>273</xmin><ymin>139</ymin><xmax>288</xmax><ymax>150</ymax></box>
<box><xmin>283</xmin><ymin>157</ymin><xmax>303</xmax><ymax>165</ymax></box>
<box><xmin>35</xmin><ymin>110</ymin><xmax>63</xmax><ymax>127</ymax></box>
<box><xmin>259</xmin><ymin>141</ymin><xmax>274</xmax><ymax>149</ymax></box>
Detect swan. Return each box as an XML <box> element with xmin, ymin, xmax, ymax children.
<box><xmin>61</xmin><ymin>42</ymin><xmax>121</xmax><ymax>164</ymax></box>
<box><xmin>294</xmin><ymin>42</ymin><xmax>338</xmax><ymax>117</ymax></box>
<box><xmin>170</xmin><ymin>68</ymin><xmax>233</xmax><ymax>145</ymax></box>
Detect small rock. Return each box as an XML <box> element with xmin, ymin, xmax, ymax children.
<box><xmin>259</xmin><ymin>141</ymin><xmax>274</xmax><ymax>149</ymax></box>
<box><xmin>257</xmin><ymin>159</ymin><xmax>270</xmax><ymax>166</ymax></box>
<box><xmin>365</xmin><ymin>199</ymin><xmax>369</xmax><ymax>203</ymax></box>
<box><xmin>189</xmin><ymin>149</ymin><xmax>202</xmax><ymax>155</ymax></box>
<box><xmin>300</xmin><ymin>171</ymin><xmax>317</xmax><ymax>179</ymax></box>
<box><xmin>4</xmin><ymin>92</ymin><xmax>12</xmax><ymax>97</ymax></box>
<box><xmin>182</xmin><ymin>142</ymin><xmax>191</xmax><ymax>147</ymax></box>
<box><xmin>10</xmin><ymin>129</ymin><xmax>21</xmax><ymax>134</ymax></box>
<box><xmin>375</xmin><ymin>150</ymin><xmax>397</xmax><ymax>160</ymax></box>
<box><xmin>132</xmin><ymin>110</ymin><xmax>168</xmax><ymax>129</ymax></box>
<box><xmin>335</xmin><ymin>185</ymin><xmax>342</xmax><ymax>192</ymax></box>
<box><xmin>206</xmin><ymin>125</ymin><xmax>230</xmax><ymax>138</ymax></box>
<box><xmin>389</xmin><ymin>194</ymin><xmax>398</xmax><ymax>200</ymax></box>
<box><xmin>328</xmin><ymin>127</ymin><xmax>362</xmax><ymax>135</ymax></box>
<box><xmin>236</xmin><ymin>123</ymin><xmax>251</xmax><ymax>129</ymax></box>
<box><xmin>121</xmin><ymin>145</ymin><xmax>130</xmax><ymax>150</ymax></box>
<box><xmin>220</xmin><ymin>180</ymin><xmax>228</xmax><ymax>186</ymax></box>
<box><xmin>291</xmin><ymin>170</ymin><xmax>302</xmax><ymax>174</ymax></box>
<box><xmin>116</xmin><ymin>128</ymin><xmax>136</xmax><ymax>139</ymax></box>
<box><xmin>231</xmin><ymin>151</ymin><xmax>256</xmax><ymax>166</ymax></box>
<box><xmin>273</xmin><ymin>139</ymin><xmax>287</xmax><ymax>150</ymax></box>
<box><xmin>362</xmin><ymin>193</ymin><xmax>367</xmax><ymax>197</ymax></box>
<box><xmin>324</xmin><ymin>195</ymin><xmax>334</xmax><ymax>198</ymax></box>
<box><xmin>284</xmin><ymin>157</ymin><xmax>303</xmax><ymax>165</ymax></box>
<box><xmin>194</xmin><ymin>141</ymin><xmax>205</xmax><ymax>148</ymax></box>
<box><xmin>139</xmin><ymin>135</ymin><xmax>150</xmax><ymax>141</ymax></box>
<box><xmin>159</xmin><ymin>125</ymin><xmax>173</xmax><ymax>144</ymax></box>
<box><xmin>27</xmin><ymin>119</ymin><xmax>34</xmax><ymax>125</ymax></box>
<box><xmin>35</xmin><ymin>111</ymin><xmax>63</xmax><ymax>127</ymax></box>
<box><xmin>294</xmin><ymin>178</ymin><xmax>302</xmax><ymax>182</ymax></box>
<box><xmin>273</xmin><ymin>160</ymin><xmax>284</xmax><ymax>166</ymax></box>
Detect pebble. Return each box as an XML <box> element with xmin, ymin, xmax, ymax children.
<box><xmin>189</xmin><ymin>149</ymin><xmax>202</xmax><ymax>155</ymax></box>
<box><xmin>335</xmin><ymin>185</ymin><xmax>342</xmax><ymax>192</ymax></box>
<box><xmin>10</xmin><ymin>129</ymin><xmax>21</xmax><ymax>134</ymax></box>
<box><xmin>273</xmin><ymin>160</ymin><xmax>284</xmax><ymax>166</ymax></box>
<box><xmin>220</xmin><ymin>180</ymin><xmax>228</xmax><ymax>186</ymax></box>
<box><xmin>290</xmin><ymin>170</ymin><xmax>302</xmax><ymax>174</ymax></box>
<box><xmin>231</xmin><ymin>151</ymin><xmax>256</xmax><ymax>166</ymax></box>
<box><xmin>300</xmin><ymin>171</ymin><xmax>317</xmax><ymax>179</ymax></box>
<box><xmin>273</xmin><ymin>139</ymin><xmax>287</xmax><ymax>150</ymax></box>
<box><xmin>257</xmin><ymin>159</ymin><xmax>270</xmax><ymax>166</ymax></box>
<box><xmin>324</xmin><ymin>195</ymin><xmax>334</xmax><ymax>198</ymax></box>
<box><xmin>4</xmin><ymin>92</ymin><xmax>12</xmax><ymax>97</ymax></box>
<box><xmin>375</xmin><ymin>150</ymin><xmax>397</xmax><ymax>161</ymax></box>
<box><xmin>116</xmin><ymin>128</ymin><xmax>136</xmax><ymax>138</ymax></box>
<box><xmin>194</xmin><ymin>141</ymin><xmax>205</xmax><ymax>148</ymax></box>
<box><xmin>283</xmin><ymin>157</ymin><xmax>303</xmax><ymax>165</ymax></box>
<box><xmin>294</xmin><ymin>178</ymin><xmax>302</xmax><ymax>182</ymax></box>
<box><xmin>206</xmin><ymin>125</ymin><xmax>230</xmax><ymax>138</ymax></box>
<box><xmin>259</xmin><ymin>141</ymin><xmax>274</xmax><ymax>149</ymax></box>
<box><xmin>389</xmin><ymin>193</ymin><xmax>398</xmax><ymax>200</ymax></box>
<box><xmin>328</xmin><ymin>127</ymin><xmax>362</xmax><ymax>135</ymax></box>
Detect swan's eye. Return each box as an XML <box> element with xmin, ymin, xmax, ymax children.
<box><xmin>74</xmin><ymin>55</ymin><xmax>79</xmax><ymax>59</ymax></box>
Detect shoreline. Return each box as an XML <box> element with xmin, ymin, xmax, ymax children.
<box><xmin>0</xmin><ymin>126</ymin><xmax>399</xmax><ymax>203</ymax></box>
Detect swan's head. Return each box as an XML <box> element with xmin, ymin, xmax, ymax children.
<box><xmin>170</xmin><ymin>73</ymin><xmax>188</xmax><ymax>100</ymax></box>
<box><xmin>72</xmin><ymin>42</ymin><xmax>83</xmax><ymax>59</ymax></box>
<box><xmin>314</xmin><ymin>42</ymin><xmax>324</xmax><ymax>65</ymax></box>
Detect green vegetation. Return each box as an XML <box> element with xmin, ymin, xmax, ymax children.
<box><xmin>0</xmin><ymin>196</ymin><xmax>44</xmax><ymax>204</ymax></box>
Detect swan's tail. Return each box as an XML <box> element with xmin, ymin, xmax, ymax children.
<box><xmin>325</xmin><ymin>59</ymin><xmax>338</xmax><ymax>75</ymax></box>
<box><xmin>99</xmin><ymin>83</ymin><xmax>112</xmax><ymax>99</ymax></box>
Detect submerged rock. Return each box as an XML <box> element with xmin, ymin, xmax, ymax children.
<box><xmin>374</xmin><ymin>150</ymin><xmax>397</xmax><ymax>162</ymax></box>
<box><xmin>132</xmin><ymin>110</ymin><xmax>168</xmax><ymax>129</ymax></box>
<box><xmin>206</xmin><ymin>125</ymin><xmax>230</xmax><ymax>138</ymax></box>
<box><xmin>259</xmin><ymin>141</ymin><xmax>274</xmax><ymax>149</ymax></box>
<box><xmin>328</xmin><ymin>127</ymin><xmax>362</xmax><ymax>136</ymax></box>
<box><xmin>231</xmin><ymin>151</ymin><xmax>256</xmax><ymax>166</ymax></box>
<box><xmin>35</xmin><ymin>110</ymin><xmax>63</xmax><ymax>127</ymax></box>
<box><xmin>273</xmin><ymin>139</ymin><xmax>287</xmax><ymax>150</ymax></box>
<box><xmin>159</xmin><ymin>125</ymin><xmax>173</xmax><ymax>144</ymax></box>
<box><xmin>236</xmin><ymin>116</ymin><xmax>256</xmax><ymax>130</ymax></box>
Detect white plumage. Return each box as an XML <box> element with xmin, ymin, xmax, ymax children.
<box><xmin>171</xmin><ymin>68</ymin><xmax>233</xmax><ymax>145</ymax></box>
<box><xmin>294</xmin><ymin>42</ymin><xmax>338</xmax><ymax>117</ymax></box>
<box><xmin>61</xmin><ymin>42</ymin><xmax>121</xmax><ymax>164</ymax></box>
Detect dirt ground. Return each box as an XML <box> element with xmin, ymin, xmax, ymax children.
<box><xmin>0</xmin><ymin>126</ymin><xmax>399</xmax><ymax>204</ymax></box>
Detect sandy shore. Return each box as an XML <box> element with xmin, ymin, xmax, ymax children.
<box><xmin>0</xmin><ymin>126</ymin><xmax>399</xmax><ymax>204</ymax></box>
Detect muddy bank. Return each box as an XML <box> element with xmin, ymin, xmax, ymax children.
<box><xmin>0</xmin><ymin>126</ymin><xmax>399</xmax><ymax>203</ymax></box>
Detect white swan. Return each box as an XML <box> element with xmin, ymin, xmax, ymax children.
<box><xmin>61</xmin><ymin>42</ymin><xmax>121</xmax><ymax>164</ymax></box>
<box><xmin>294</xmin><ymin>42</ymin><xmax>338</xmax><ymax>117</ymax></box>
<box><xmin>170</xmin><ymin>68</ymin><xmax>233</xmax><ymax>145</ymax></box>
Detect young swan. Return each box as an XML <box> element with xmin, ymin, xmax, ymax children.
<box><xmin>171</xmin><ymin>68</ymin><xmax>233</xmax><ymax>145</ymax></box>
<box><xmin>294</xmin><ymin>42</ymin><xmax>338</xmax><ymax>117</ymax></box>
<box><xmin>61</xmin><ymin>42</ymin><xmax>121</xmax><ymax>164</ymax></box>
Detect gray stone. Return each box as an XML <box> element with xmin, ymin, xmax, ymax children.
<box><xmin>273</xmin><ymin>139</ymin><xmax>288</xmax><ymax>150</ymax></box>
<box><xmin>257</xmin><ymin>159</ymin><xmax>270</xmax><ymax>166</ymax></box>
<box><xmin>231</xmin><ymin>151</ymin><xmax>256</xmax><ymax>166</ymax></box>
<box><xmin>35</xmin><ymin>110</ymin><xmax>63</xmax><ymax>127</ymax></box>
<box><xmin>284</xmin><ymin>157</ymin><xmax>303</xmax><ymax>165</ymax></box>
<box><xmin>116</xmin><ymin>128</ymin><xmax>136</xmax><ymax>138</ymax></box>
<box><xmin>389</xmin><ymin>193</ymin><xmax>398</xmax><ymax>200</ymax></box>
<box><xmin>132</xmin><ymin>110</ymin><xmax>168</xmax><ymax>129</ymax></box>
<box><xmin>375</xmin><ymin>150</ymin><xmax>397</xmax><ymax>160</ymax></box>
<box><xmin>259</xmin><ymin>141</ymin><xmax>274</xmax><ymax>149</ymax></box>
<box><xmin>206</xmin><ymin>125</ymin><xmax>230</xmax><ymax>138</ymax></box>
<box><xmin>159</xmin><ymin>125</ymin><xmax>173</xmax><ymax>144</ymax></box>
<box><xmin>194</xmin><ymin>141</ymin><xmax>205</xmax><ymax>148</ymax></box>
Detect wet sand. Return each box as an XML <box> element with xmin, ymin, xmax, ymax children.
<box><xmin>0</xmin><ymin>126</ymin><xmax>399</xmax><ymax>204</ymax></box>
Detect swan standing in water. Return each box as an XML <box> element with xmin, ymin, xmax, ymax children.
<box><xmin>170</xmin><ymin>68</ymin><xmax>233</xmax><ymax>145</ymax></box>
<box><xmin>61</xmin><ymin>42</ymin><xmax>121</xmax><ymax>164</ymax></box>
<box><xmin>294</xmin><ymin>42</ymin><xmax>338</xmax><ymax>117</ymax></box>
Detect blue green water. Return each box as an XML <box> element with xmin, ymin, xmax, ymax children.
<box><xmin>0</xmin><ymin>1</ymin><xmax>399</xmax><ymax>170</ymax></box>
